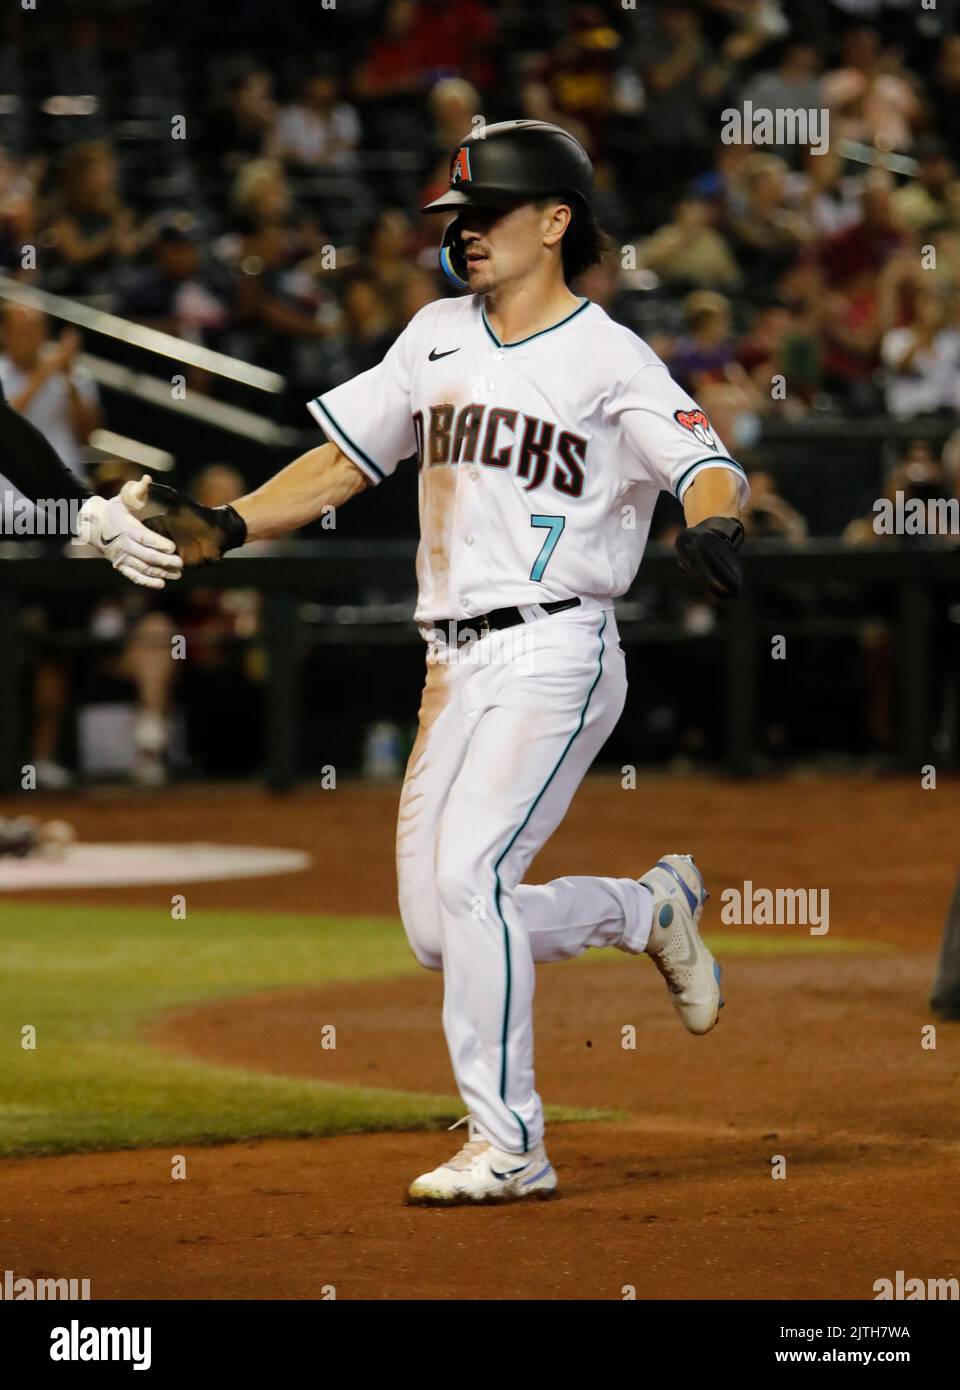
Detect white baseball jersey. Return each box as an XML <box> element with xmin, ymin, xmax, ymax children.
<box><xmin>308</xmin><ymin>294</ymin><xmax>748</xmax><ymax>623</ymax></box>
<box><xmin>309</xmin><ymin>290</ymin><xmax>747</xmax><ymax>1158</ymax></box>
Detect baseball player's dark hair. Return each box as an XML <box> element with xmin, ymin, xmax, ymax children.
<box><xmin>537</xmin><ymin>198</ymin><xmax>608</xmax><ymax>283</ymax></box>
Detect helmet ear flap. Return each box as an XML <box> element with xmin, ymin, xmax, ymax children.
<box><xmin>439</xmin><ymin>217</ymin><xmax>469</xmax><ymax>290</ymax></box>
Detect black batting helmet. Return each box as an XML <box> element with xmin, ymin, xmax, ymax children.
<box><xmin>422</xmin><ymin>120</ymin><xmax>595</xmax><ymax>288</ymax></box>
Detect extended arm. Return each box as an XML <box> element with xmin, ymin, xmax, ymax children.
<box><xmin>233</xmin><ymin>442</ymin><xmax>369</xmax><ymax>540</ymax></box>
<box><xmin>122</xmin><ymin>441</ymin><xmax>371</xmax><ymax>567</ymax></box>
<box><xmin>682</xmin><ymin>468</ymin><xmax>743</xmax><ymax>528</ymax></box>
<box><xmin>674</xmin><ymin>468</ymin><xmax>746</xmax><ymax>599</ymax></box>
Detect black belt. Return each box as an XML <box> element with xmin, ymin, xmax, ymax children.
<box><xmin>430</xmin><ymin>597</ymin><xmax>581</xmax><ymax>645</ymax></box>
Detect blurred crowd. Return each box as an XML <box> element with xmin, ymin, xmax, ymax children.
<box><xmin>1</xmin><ymin>1</ymin><xmax>960</xmax><ymax>441</ymax></box>
<box><xmin>2</xmin><ymin>0</ymin><xmax>960</xmax><ymax>782</ymax></box>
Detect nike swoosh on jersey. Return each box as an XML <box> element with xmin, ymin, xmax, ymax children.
<box><xmin>428</xmin><ymin>347</ymin><xmax>460</xmax><ymax>361</ymax></box>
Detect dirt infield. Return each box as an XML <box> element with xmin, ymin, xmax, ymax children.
<box><xmin>2</xmin><ymin>776</ymin><xmax>959</xmax><ymax>1299</ymax></box>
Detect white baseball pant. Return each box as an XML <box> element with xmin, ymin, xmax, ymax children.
<box><xmin>395</xmin><ymin>604</ymin><xmax>653</xmax><ymax>1153</ymax></box>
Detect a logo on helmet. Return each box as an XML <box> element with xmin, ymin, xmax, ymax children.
<box><xmin>674</xmin><ymin>408</ymin><xmax>717</xmax><ymax>451</ymax></box>
<box><xmin>451</xmin><ymin>147</ymin><xmax>472</xmax><ymax>185</ymax></box>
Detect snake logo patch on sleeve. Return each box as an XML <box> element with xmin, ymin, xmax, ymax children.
<box><xmin>674</xmin><ymin>408</ymin><xmax>717</xmax><ymax>451</ymax></box>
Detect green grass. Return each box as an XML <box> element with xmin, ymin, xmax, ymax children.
<box><xmin>0</xmin><ymin>904</ymin><xmax>613</xmax><ymax>1157</ymax></box>
<box><xmin>0</xmin><ymin>903</ymin><xmax>879</xmax><ymax>1158</ymax></box>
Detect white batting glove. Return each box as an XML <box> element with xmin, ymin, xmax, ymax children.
<box><xmin>74</xmin><ymin>474</ymin><xmax>183</xmax><ymax>590</ymax></box>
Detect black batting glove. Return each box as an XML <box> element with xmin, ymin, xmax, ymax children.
<box><xmin>674</xmin><ymin>515</ymin><xmax>745</xmax><ymax>600</ymax></box>
<box><xmin>129</xmin><ymin>480</ymin><xmax>248</xmax><ymax>567</ymax></box>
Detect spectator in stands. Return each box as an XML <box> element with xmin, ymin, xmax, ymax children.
<box><xmin>43</xmin><ymin>142</ymin><xmax>143</xmax><ymax>297</ymax></box>
<box><xmin>419</xmin><ymin>78</ymin><xmax>482</xmax><ymax>229</ymax></box>
<box><xmin>697</xmin><ymin>375</ymin><xmax>767</xmax><ymax>462</ymax></box>
<box><xmin>223</xmin><ymin>219</ymin><xmax>348</xmax><ymax>404</ymax></box>
<box><xmin>636</xmin><ymin>3</ymin><xmax>717</xmax><ymax>196</ymax></box>
<box><xmin>841</xmin><ymin>439</ymin><xmax>956</xmax><ymax>748</ymax></box>
<box><xmin>428</xmin><ymin>78</ymin><xmax>480</xmax><ymax>155</ymax></box>
<box><xmin>118</xmin><ymin>216</ymin><xmax>233</xmax><ymax>349</ymax></box>
<box><xmin>844</xmin><ymin>443</ymin><xmax>955</xmax><ymax>548</ymax></box>
<box><xmin>174</xmin><ymin>464</ymin><xmax>264</xmax><ymax>778</ymax></box>
<box><xmin>776</xmin><ymin>256</ymin><xmax>827</xmax><ymax>364</ymax></box>
<box><xmin>813</xmin><ymin>171</ymin><xmax>903</xmax><ymax>405</ymax></box>
<box><xmin>225</xmin><ymin>158</ymin><xmax>325</xmax><ymax>268</ymax></box>
<box><xmin>819</xmin><ymin>171</ymin><xmax>903</xmax><ymax>289</ymax></box>
<box><xmin>741</xmin><ymin>467</ymin><xmax>807</xmax><ymax>543</ymax></box>
<box><xmin>892</xmin><ymin>137</ymin><xmax>956</xmax><ymax>233</ymax></box>
<box><xmin>230</xmin><ymin>222</ymin><xmax>331</xmax><ymax>348</ymax></box>
<box><xmin>0</xmin><ymin>304</ymin><xmax>99</xmax><ymax>482</ymax></box>
<box><xmin>0</xmin><ymin>148</ymin><xmax>42</xmax><ymax>275</ymax></box>
<box><xmin>390</xmin><ymin>0</ymin><xmax>497</xmax><ymax>89</ymax></box>
<box><xmin>230</xmin><ymin>158</ymin><xmax>297</xmax><ymax>233</ymax></box>
<box><xmin>109</xmin><ymin>602</ymin><xmax>180</xmax><ymax>789</ymax></box>
<box><xmin>17</xmin><ymin>601</ymin><xmax>77</xmax><ymax>790</ymax></box>
<box><xmin>202</xmin><ymin>67</ymin><xmax>277</xmax><ymax>175</ymax></box>
<box><xmin>521</xmin><ymin>4</ymin><xmax>643</xmax><ymax>160</ymax></box>
<box><xmin>352</xmin><ymin>0</ymin><xmax>424</xmax><ymax>107</ymax></box>
<box><xmin>791</xmin><ymin>144</ymin><xmax>862</xmax><ymax>239</ymax></box>
<box><xmin>819</xmin><ymin>275</ymin><xmax>886</xmax><ymax>408</ymax></box>
<box><xmin>361</xmin><ymin>207</ymin><xmax>417</xmax><ymax>301</ymax></box>
<box><xmin>667</xmin><ymin>290</ymin><xmax>736</xmax><ymax>395</ymax></box>
<box><xmin>881</xmin><ymin>285</ymin><xmax>960</xmax><ymax>419</ymax></box>
<box><xmin>341</xmin><ymin>274</ymin><xmax>397</xmax><ymax>374</ymax></box>
<box><xmin>269</xmin><ymin>65</ymin><xmax>361</xmax><ymax>170</ymax></box>
<box><xmin>634</xmin><ymin>195</ymin><xmax>741</xmax><ymax>290</ymax></box>
<box><xmin>692</xmin><ymin>139</ymin><xmax>753</xmax><ymax>215</ymax></box>
<box><xmin>353</xmin><ymin>0</ymin><xmax>498</xmax><ymax>106</ymax></box>
<box><xmin>726</xmin><ymin>154</ymin><xmax>811</xmax><ymax>294</ymax></box>
<box><xmin>736</xmin><ymin>302</ymin><xmax>793</xmax><ymax>388</ymax></box>
<box><xmin>822</xmin><ymin>25</ymin><xmax>923</xmax><ymax>154</ymax></box>
<box><xmin>737</xmin><ymin>41</ymin><xmax>824</xmax><ymax>169</ymax></box>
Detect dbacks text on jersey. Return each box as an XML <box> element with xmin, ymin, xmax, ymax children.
<box><xmin>414</xmin><ymin>402</ymin><xmax>587</xmax><ymax>498</ymax></box>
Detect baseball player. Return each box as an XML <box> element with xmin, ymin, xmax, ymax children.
<box><xmin>117</xmin><ymin>121</ymin><xmax>749</xmax><ymax>1205</ymax></box>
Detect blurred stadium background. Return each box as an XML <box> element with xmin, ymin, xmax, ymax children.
<box><xmin>2</xmin><ymin>0</ymin><xmax>959</xmax><ymax>792</ymax></box>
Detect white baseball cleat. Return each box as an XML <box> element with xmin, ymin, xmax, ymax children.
<box><xmin>638</xmin><ymin>853</ymin><xmax>723</xmax><ymax>1035</ymax></box>
<box><xmin>407</xmin><ymin>1119</ymin><xmax>557</xmax><ymax>1205</ymax></box>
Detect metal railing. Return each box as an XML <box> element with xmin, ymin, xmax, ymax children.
<box><xmin>0</xmin><ymin>540</ymin><xmax>956</xmax><ymax>789</ymax></box>
<box><xmin>0</xmin><ymin>275</ymin><xmax>286</xmax><ymax>394</ymax></box>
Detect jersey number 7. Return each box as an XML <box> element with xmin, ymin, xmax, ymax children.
<box><xmin>529</xmin><ymin>514</ymin><xmax>566</xmax><ymax>582</ymax></box>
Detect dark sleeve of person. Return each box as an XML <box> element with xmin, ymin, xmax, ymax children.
<box><xmin>0</xmin><ymin>386</ymin><xmax>91</xmax><ymax>505</ymax></box>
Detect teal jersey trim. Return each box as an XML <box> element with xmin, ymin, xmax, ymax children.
<box><xmin>491</xmin><ymin>610</ymin><xmax>609</xmax><ymax>1150</ymax></box>
<box><xmin>674</xmin><ymin>455</ymin><xmax>747</xmax><ymax>501</ymax></box>
<box><xmin>311</xmin><ymin>398</ymin><xmax>386</xmax><ymax>482</ymax></box>
<box><xmin>481</xmin><ymin>298</ymin><xmax>591</xmax><ymax>350</ymax></box>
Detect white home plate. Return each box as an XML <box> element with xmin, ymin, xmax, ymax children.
<box><xmin>0</xmin><ymin>843</ymin><xmax>311</xmax><ymax>890</ymax></box>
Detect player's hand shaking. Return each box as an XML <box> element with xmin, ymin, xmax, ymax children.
<box><xmin>119</xmin><ymin>475</ymin><xmax>247</xmax><ymax>568</ymax></box>
<box><xmin>74</xmin><ymin>487</ymin><xmax>184</xmax><ymax>591</ymax></box>
<box><xmin>674</xmin><ymin>515</ymin><xmax>745</xmax><ymax>600</ymax></box>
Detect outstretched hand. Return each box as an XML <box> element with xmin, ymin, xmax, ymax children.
<box><xmin>74</xmin><ymin>481</ymin><xmax>184</xmax><ymax>590</ymax></box>
<box><xmin>674</xmin><ymin>515</ymin><xmax>745</xmax><ymax>600</ymax></box>
<box><xmin>121</xmin><ymin>476</ymin><xmax>247</xmax><ymax>567</ymax></box>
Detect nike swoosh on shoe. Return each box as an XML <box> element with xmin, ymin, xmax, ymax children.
<box><xmin>656</xmin><ymin>859</ymin><xmax>701</xmax><ymax>913</ymax></box>
<box><xmin>490</xmin><ymin>1163</ymin><xmax>531</xmax><ymax>1181</ymax></box>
